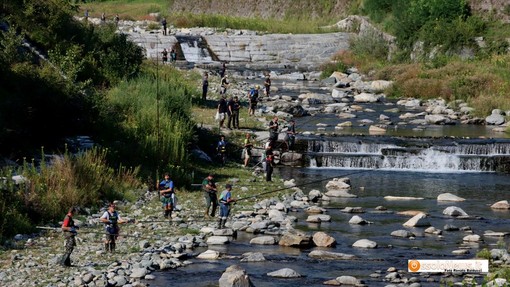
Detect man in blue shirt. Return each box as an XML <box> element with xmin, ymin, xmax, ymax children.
<box><xmin>218</xmin><ymin>184</ymin><xmax>236</xmax><ymax>229</ymax></box>
<box><xmin>159</xmin><ymin>172</ymin><xmax>174</xmax><ymax>218</ymax></box>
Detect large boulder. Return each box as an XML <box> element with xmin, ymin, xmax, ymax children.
<box><xmin>325</xmin><ymin>178</ymin><xmax>351</xmax><ymax>190</ymax></box>
<box><xmin>219</xmin><ymin>265</ymin><xmax>255</xmax><ymax>287</ymax></box>
<box><xmin>197</xmin><ymin>250</ymin><xmax>220</xmax><ymax>260</ymax></box>
<box><xmin>491</xmin><ymin>200</ymin><xmax>510</xmax><ymax>210</ymax></box>
<box><xmin>437</xmin><ymin>193</ymin><xmax>465</xmax><ymax>202</ymax></box>
<box><xmin>486</xmin><ymin>109</ymin><xmax>506</xmax><ymax>125</ymax></box>
<box><xmin>207</xmin><ymin>236</ymin><xmax>230</xmax><ymax>245</ymax></box>
<box><xmin>312</xmin><ymin>232</ymin><xmax>337</xmax><ymax>247</ymax></box>
<box><xmin>403</xmin><ymin>212</ymin><xmax>431</xmax><ymax>227</ymax></box>
<box><xmin>352</xmin><ymin>239</ymin><xmax>377</xmax><ymax>249</ymax></box>
<box><xmin>267</xmin><ymin>268</ymin><xmax>302</xmax><ymax>278</ymax></box>
<box><xmin>354</xmin><ymin>92</ymin><xmax>383</xmax><ymax>103</ymax></box>
<box><xmin>279</xmin><ymin>229</ymin><xmax>311</xmax><ymax>247</ymax></box>
<box><xmin>442</xmin><ymin>206</ymin><xmax>469</xmax><ymax>217</ymax></box>
<box><xmin>308</xmin><ymin>250</ymin><xmax>356</xmax><ymax>260</ymax></box>
<box><xmin>250</xmin><ymin>236</ymin><xmax>277</xmax><ymax>245</ymax></box>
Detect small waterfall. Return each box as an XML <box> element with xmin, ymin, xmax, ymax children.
<box><xmin>175</xmin><ymin>35</ymin><xmax>214</xmax><ymax>63</ymax></box>
<box><xmin>307</xmin><ymin>137</ymin><xmax>510</xmax><ymax>173</ymax></box>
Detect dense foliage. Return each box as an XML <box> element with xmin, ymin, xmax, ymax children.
<box><xmin>0</xmin><ymin>0</ymin><xmax>198</xmax><ymax>242</ymax></box>
<box><xmin>361</xmin><ymin>0</ymin><xmax>490</xmax><ymax>55</ymax></box>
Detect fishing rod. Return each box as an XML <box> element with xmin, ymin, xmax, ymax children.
<box><xmin>36</xmin><ymin>226</ymin><xmax>169</xmax><ymax>240</ymax></box>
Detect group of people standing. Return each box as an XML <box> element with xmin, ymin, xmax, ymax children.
<box><xmin>202</xmin><ymin>174</ymin><xmax>236</xmax><ymax>229</ymax></box>
<box><xmin>161</xmin><ymin>48</ymin><xmax>177</xmax><ymax>64</ymax></box>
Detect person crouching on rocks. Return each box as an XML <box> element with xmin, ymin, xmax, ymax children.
<box><xmin>159</xmin><ymin>172</ymin><xmax>175</xmax><ymax>219</ymax></box>
<box><xmin>100</xmin><ymin>203</ymin><xmax>126</xmax><ymax>253</ymax></box>
<box><xmin>218</xmin><ymin>184</ymin><xmax>236</xmax><ymax>229</ymax></box>
<box><xmin>60</xmin><ymin>206</ymin><xmax>78</xmax><ymax>267</ymax></box>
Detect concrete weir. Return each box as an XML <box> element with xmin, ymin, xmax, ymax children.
<box><xmin>126</xmin><ymin>28</ymin><xmax>353</xmax><ymax>70</ymax></box>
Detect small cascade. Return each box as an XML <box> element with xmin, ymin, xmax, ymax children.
<box><xmin>306</xmin><ymin>137</ymin><xmax>510</xmax><ymax>173</ymax></box>
<box><xmin>174</xmin><ymin>35</ymin><xmax>215</xmax><ymax>63</ymax></box>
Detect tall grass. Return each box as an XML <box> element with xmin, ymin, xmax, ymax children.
<box><xmin>102</xmin><ymin>64</ymin><xmax>197</xmax><ymax>185</ymax></box>
<box><xmin>19</xmin><ymin>148</ymin><xmax>141</xmax><ymax>222</ymax></box>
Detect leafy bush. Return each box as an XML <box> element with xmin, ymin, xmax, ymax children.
<box><xmin>350</xmin><ymin>28</ymin><xmax>389</xmax><ymax>60</ymax></box>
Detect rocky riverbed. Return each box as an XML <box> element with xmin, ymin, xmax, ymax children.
<box><xmin>2</xmin><ymin>175</ymin><xmax>510</xmax><ymax>287</ymax></box>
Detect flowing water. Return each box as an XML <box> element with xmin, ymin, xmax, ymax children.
<box><xmin>150</xmin><ymin>169</ymin><xmax>510</xmax><ymax>287</ymax></box>
<box><xmin>150</xmin><ymin>70</ymin><xmax>510</xmax><ymax>286</ymax></box>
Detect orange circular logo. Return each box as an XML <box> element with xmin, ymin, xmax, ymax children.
<box><xmin>408</xmin><ymin>260</ymin><xmax>420</xmax><ymax>272</ymax></box>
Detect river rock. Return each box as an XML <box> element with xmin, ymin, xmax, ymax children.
<box><xmin>213</xmin><ymin>229</ymin><xmax>235</xmax><ymax>236</ymax></box>
<box><xmin>197</xmin><ymin>250</ymin><xmax>220</xmax><ymax>260</ymax></box>
<box><xmin>403</xmin><ymin>212</ymin><xmax>430</xmax><ymax>227</ymax></box>
<box><xmin>325</xmin><ymin>177</ymin><xmax>351</xmax><ymax>190</ymax></box>
<box><xmin>349</xmin><ymin>215</ymin><xmax>368</xmax><ymax>225</ymax></box>
<box><xmin>463</xmin><ymin>234</ymin><xmax>482</xmax><ymax>242</ymax></box>
<box><xmin>240</xmin><ymin>252</ymin><xmax>266</xmax><ymax>262</ymax></box>
<box><xmin>391</xmin><ymin>230</ymin><xmax>414</xmax><ymax>238</ymax></box>
<box><xmin>486</xmin><ymin>109</ymin><xmax>506</xmax><ymax>125</ymax></box>
<box><xmin>308</xmin><ymin>250</ymin><xmax>356</xmax><ymax>260</ymax></box>
<box><xmin>341</xmin><ymin>206</ymin><xmax>365</xmax><ymax>213</ymax></box>
<box><xmin>369</xmin><ymin>125</ymin><xmax>386</xmax><ymax>134</ymax></box>
<box><xmin>325</xmin><ymin>189</ymin><xmax>357</xmax><ymax>197</ymax></box>
<box><xmin>219</xmin><ymin>265</ymin><xmax>254</xmax><ymax>287</ymax></box>
<box><xmin>352</xmin><ymin>239</ymin><xmax>377</xmax><ymax>249</ymax></box>
<box><xmin>308</xmin><ymin>189</ymin><xmax>322</xmax><ymax>202</ymax></box>
<box><xmin>279</xmin><ymin>230</ymin><xmax>311</xmax><ymax>247</ymax></box>
<box><xmin>354</xmin><ymin>92</ymin><xmax>382</xmax><ymax>103</ymax></box>
<box><xmin>442</xmin><ymin>206</ymin><xmax>469</xmax><ymax>217</ymax></box>
<box><xmin>306</xmin><ymin>214</ymin><xmax>331</xmax><ymax>223</ymax></box>
<box><xmin>305</xmin><ymin>206</ymin><xmax>325</xmax><ymax>214</ymax></box>
<box><xmin>491</xmin><ymin>200</ymin><xmax>510</xmax><ymax>209</ymax></box>
<box><xmin>370</xmin><ymin>80</ymin><xmax>393</xmax><ymax>92</ymax></box>
<box><xmin>385</xmin><ymin>196</ymin><xmax>424</xmax><ymax>201</ymax></box>
<box><xmin>397</xmin><ymin>210</ymin><xmax>426</xmax><ymax>216</ymax></box>
<box><xmin>487</xmin><ymin>278</ymin><xmax>508</xmax><ymax>287</ymax></box>
<box><xmin>113</xmin><ymin>275</ymin><xmax>128</xmax><ymax>286</ymax></box>
<box><xmin>437</xmin><ymin>193</ymin><xmax>465</xmax><ymax>202</ymax></box>
<box><xmin>336</xmin><ymin>275</ymin><xmax>362</xmax><ymax>285</ymax></box>
<box><xmin>250</xmin><ymin>236</ymin><xmax>277</xmax><ymax>245</ymax></box>
<box><xmin>267</xmin><ymin>268</ymin><xmax>302</xmax><ymax>278</ymax></box>
<box><xmin>207</xmin><ymin>236</ymin><xmax>230</xmax><ymax>245</ymax></box>
<box><xmin>312</xmin><ymin>232</ymin><xmax>336</xmax><ymax>247</ymax></box>
<box><xmin>129</xmin><ymin>267</ymin><xmax>147</xmax><ymax>278</ymax></box>
<box><xmin>280</xmin><ymin>152</ymin><xmax>302</xmax><ymax>166</ymax></box>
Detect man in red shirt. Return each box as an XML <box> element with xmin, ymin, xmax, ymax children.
<box><xmin>60</xmin><ymin>207</ymin><xmax>78</xmax><ymax>267</ymax></box>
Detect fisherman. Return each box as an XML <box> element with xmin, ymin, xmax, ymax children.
<box><xmin>220</xmin><ymin>74</ymin><xmax>229</xmax><ymax>95</ymax></box>
<box><xmin>162</xmin><ymin>48</ymin><xmax>168</xmax><ymax>63</ymax></box>
<box><xmin>227</xmin><ymin>95</ymin><xmax>240</xmax><ymax>129</ymax></box>
<box><xmin>100</xmin><ymin>203</ymin><xmax>126</xmax><ymax>253</ymax></box>
<box><xmin>161</xmin><ymin>18</ymin><xmax>167</xmax><ymax>35</ymax></box>
<box><xmin>202</xmin><ymin>72</ymin><xmax>209</xmax><ymax>100</ymax></box>
<box><xmin>159</xmin><ymin>172</ymin><xmax>174</xmax><ymax>218</ymax></box>
<box><xmin>264</xmin><ymin>74</ymin><xmax>271</xmax><ymax>97</ymax></box>
<box><xmin>248</xmin><ymin>85</ymin><xmax>260</xmax><ymax>116</ymax></box>
<box><xmin>217</xmin><ymin>94</ymin><xmax>228</xmax><ymax>129</ymax></box>
<box><xmin>265</xmin><ymin>144</ymin><xmax>275</xmax><ymax>182</ymax></box>
<box><xmin>284</xmin><ymin>119</ymin><xmax>296</xmax><ymax>151</ymax></box>
<box><xmin>202</xmin><ymin>174</ymin><xmax>218</xmax><ymax>219</ymax></box>
<box><xmin>268</xmin><ymin>116</ymin><xmax>279</xmax><ymax>146</ymax></box>
<box><xmin>60</xmin><ymin>207</ymin><xmax>78</xmax><ymax>267</ymax></box>
<box><xmin>243</xmin><ymin>133</ymin><xmax>253</xmax><ymax>167</ymax></box>
<box><xmin>218</xmin><ymin>184</ymin><xmax>236</xmax><ymax>229</ymax></box>
<box><xmin>217</xmin><ymin>135</ymin><xmax>227</xmax><ymax>166</ymax></box>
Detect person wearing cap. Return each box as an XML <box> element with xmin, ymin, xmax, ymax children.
<box><xmin>218</xmin><ymin>183</ymin><xmax>236</xmax><ymax>229</ymax></box>
<box><xmin>100</xmin><ymin>203</ymin><xmax>127</xmax><ymax>252</ymax></box>
<box><xmin>202</xmin><ymin>174</ymin><xmax>218</xmax><ymax>219</ymax></box>
<box><xmin>248</xmin><ymin>85</ymin><xmax>260</xmax><ymax>116</ymax></box>
<box><xmin>159</xmin><ymin>172</ymin><xmax>174</xmax><ymax>219</ymax></box>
